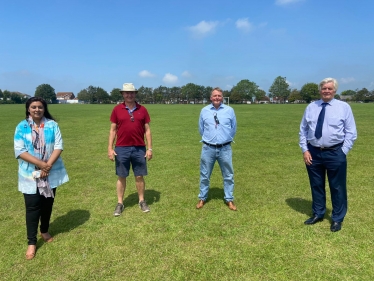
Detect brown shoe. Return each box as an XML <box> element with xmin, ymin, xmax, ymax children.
<box><xmin>25</xmin><ymin>245</ymin><xmax>36</xmax><ymax>260</ymax></box>
<box><xmin>196</xmin><ymin>200</ymin><xmax>205</xmax><ymax>209</ymax></box>
<box><xmin>41</xmin><ymin>232</ymin><xmax>53</xmax><ymax>243</ymax></box>
<box><xmin>226</xmin><ymin>201</ymin><xmax>237</xmax><ymax>211</ymax></box>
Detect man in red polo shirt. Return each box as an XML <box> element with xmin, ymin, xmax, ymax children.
<box><xmin>108</xmin><ymin>83</ymin><xmax>153</xmax><ymax>216</ymax></box>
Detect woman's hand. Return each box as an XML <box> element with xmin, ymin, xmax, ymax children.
<box><xmin>40</xmin><ymin>170</ymin><xmax>49</xmax><ymax>178</ymax></box>
<box><xmin>39</xmin><ymin>161</ymin><xmax>52</xmax><ymax>172</ymax></box>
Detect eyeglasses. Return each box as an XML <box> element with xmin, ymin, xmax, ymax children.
<box><xmin>214</xmin><ymin>113</ymin><xmax>219</xmax><ymax>127</ymax></box>
<box><xmin>129</xmin><ymin>111</ymin><xmax>134</xmax><ymax>122</ymax></box>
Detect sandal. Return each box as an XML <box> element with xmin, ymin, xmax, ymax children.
<box><xmin>40</xmin><ymin>232</ymin><xmax>53</xmax><ymax>243</ymax></box>
<box><xmin>25</xmin><ymin>245</ymin><xmax>36</xmax><ymax>260</ymax></box>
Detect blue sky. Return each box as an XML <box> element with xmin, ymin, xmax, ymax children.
<box><xmin>1</xmin><ymin>0</ymin><xmax>373</xmax><ymax>96</ymax></box>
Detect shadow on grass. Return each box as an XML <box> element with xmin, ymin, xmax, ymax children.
<box><xmin>50</xmin><ymin>209</ymin><xmax>90</xmax><ymax>236</ymax></box>
<box><xmin>37</xmin><ymin>209</ymin><xmax>90</xmax><ymax>247</ymax></box>
<box><xmin>286</xmin><ymin>197</ymin><xmax>331</xmax><ymax>221</ymax></box>
<box><xmin>206</xmin><ymin>187</ymin><xmax>225</xmax><ymax>203</ymax></box>
<box><xmin>123</xmin><ymin>189</ymin><xmax>160</xmax><ymax>209</ymax></box>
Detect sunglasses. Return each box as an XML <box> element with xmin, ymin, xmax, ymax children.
<box><xmin>129</xmin><ymin>111</ymin><xmax>134</xmax><ymax>122</ymax></box>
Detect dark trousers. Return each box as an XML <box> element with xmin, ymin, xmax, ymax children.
<box><xmin>306</xmin><ymin>144</ymin><xmax>347</xmax><ymax>222</ymax></box>
<box><xmin>23</xmin><ymin>188</ymin><xmax>56</xmax><ymax>245</ymax></box>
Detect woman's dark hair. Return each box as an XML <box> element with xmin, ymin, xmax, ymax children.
<box><xmin>25</xmin><ymin>97</ymin><xmax>55</xmax><ymax>120</ymax></box>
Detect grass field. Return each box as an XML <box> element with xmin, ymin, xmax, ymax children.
<box><xmin>1</xmin><ymin>103</ymin><xmax>374</xmax><ymax>280</ymax></box>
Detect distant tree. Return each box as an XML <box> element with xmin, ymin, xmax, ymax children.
<box><xmin>369</xmin><ymin>90</ymin><xmax>374</xmax><ymax>102</ymax></box>
<box><xmin>10</xmin><ymin>92</ymin><xmax>22</xmax><ymax>103</ymax></box>
<box><xmin>194</xmin><ymin>85</ymin><xmax>205</xmax><ymax>103</ymax></box>
<box><xmin>77</xmin><ymin>89</ymin><xmax>90</xmax><ymax>102</ymax></box>
<box><xmin>231</xmin><ymin>79</ymin><xmax>259</xmax><ymax>103</ymax></box>
<box><xmin>170</xmin><ymin>86</ymin><xmax>181</xmax><ymax>103</ymax></box>
<box><xmin>229</xmin><ymin>91</ymin><xmax>243</xmax><ymax>104</ymax></box>
<box><xmin>110</xmin><ymin>88</ymin><xmax>122</xmax><ymax>103</ymax></box>
<box><xmin>256</xmin><ymin>89</ymin><xmax>267</xmax><ymax>101</ymax></box>
<box><xmin>288</xmin><ymin>89</ymin><xmax>302</xmax><ymax>103</ymax></box>
<box><xmin>269</xmin><ymin>76</ymin><xmax>290</xmax><ymax>103</ymax></box>
<box><xmin>138</xmin><ymin>86</ymin><xmax>153</xmax><ymax>103</ymax></box>
<box><xmin>355</xmin><ymin>88</ymin><xmax>369</xmax><ymax>102</ymax></box>
<box><xmin>153</xmin><ymin>86</ymin><xmax>168</xmax><ymax>103</ymax></box>
<box><xmin>0</xmin><ymin>89</ymin><xmax>3</xmax><ymax>99</ymax></box>
<box><xmin>86</xmin><ymin>86</ymin><xmax>97</xmax><ymax>103</ymax></box>
<box><xmin>3</xmin><ymin>90</ymin><xmax>11</xmax><ymax>100</ymax></box>
<box><xmin>77</xmin><ymin>86</ymin><xmax>108</xmax><ymax>103</ymax></box>
<box><xmin>222</xmin><ymin>89</ymin><xmax>231</xmax><ymax>98</ymax></box>
<box><xmin>35</xmin><ymin>84</ymin><xmax>56</xmax><ymax>103</ymax></box>
<box><xmin>300</xmin><ymin>83</ymin><xmax>319</xmax><ymax>103</ymax></box>
<box><xmin>340</xmin><ymin>90</ymin><xmax>356</xmax><ymax>96</ymax></box>
<box><xmin>96</xmin><ymin>87</ymin><xmax>110</xmax><ymax>103</ymax></box>
<box><xmin>181</xmin><ymin>83</ymin><xmax>199</xmax><ymax>103</ymax></box>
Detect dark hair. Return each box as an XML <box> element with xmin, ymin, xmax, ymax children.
<box><xmin>25</xmin><ymin>97</ymin><xmax>55</xmax><ymax>120</ymax></box>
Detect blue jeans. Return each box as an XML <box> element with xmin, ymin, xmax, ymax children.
<box><xmin>198</xmin><ymin>144</ymin><xmax>234</xmax><ymax>202</ymax></box>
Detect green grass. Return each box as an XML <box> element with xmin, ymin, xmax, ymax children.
<box><xmin>1</xmin><ymin>103</ymin><xmax>374</xmax><ymax>280</ymax></box>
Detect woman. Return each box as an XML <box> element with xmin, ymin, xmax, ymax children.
<box><xmin>14</xmin><ymin>97</ymin><xmax>69</xmax><ymax>260</ymax></box>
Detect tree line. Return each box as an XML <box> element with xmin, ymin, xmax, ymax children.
<box><xmin>2</xmin><ymin>77</ymin><xmax>374</xmax><ymax>104</ymax></box>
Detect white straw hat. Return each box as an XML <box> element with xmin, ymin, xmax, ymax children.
<box><xmin>120</xmin><ymin>83</ymin><xmax>138</xmax><ymax>92</ymax></box>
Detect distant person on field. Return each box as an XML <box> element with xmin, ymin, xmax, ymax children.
<box><xmin>14</xmin><ymin>97</ymin><xmax>69</xmax><ymax>260</ymax></box>
<box><xmin>299</xmin><ymin>77</ymin><xmax>357</xmax><ymax>232</ymax></box>
<box><xmin>196</xmin><ymin>87</ymin><xmax>237</xmax><ymax>211</ymax></box>
<box><xmin>108</xmin><ymin>83</ymin><xmax>153</xmax><ymax>216</ymax></box>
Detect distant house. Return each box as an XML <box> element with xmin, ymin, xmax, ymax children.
<box><xmin>14</xmin><ymin>92</ymin><xmax>31</xmax><ymax>99</ymax></box>
<box><xmin>340</xmin><ymin>95</ymin><xmax>353</xmax><ymax>102</ymax></box>
<box><xmin>56</xmin><ymin>92</ymin><xmax>75</xmax><ymax>100</ymax></box>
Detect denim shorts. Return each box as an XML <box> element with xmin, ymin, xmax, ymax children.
<box><xmin>115</xmin><ymin>146</ymin><xmax>147</xmax><ymax>177</ymax></box>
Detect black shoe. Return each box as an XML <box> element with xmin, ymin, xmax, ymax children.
<box><xmin>304</xmin><ymin>216</ymin><xmax>323</xmax><ymax>225</ymax></box>
<box><xmin>330</xmin><ymin>222</ymin><xmax>342</xmax><ymax>232</ymax></box>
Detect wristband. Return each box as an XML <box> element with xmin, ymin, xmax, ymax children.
<box><xmin>147</xmin><ymin>148</ymin><xmax>152</xmax><ymax>151</ymax></box>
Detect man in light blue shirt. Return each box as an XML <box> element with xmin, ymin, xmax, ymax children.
<box><xmin>299</xmin><ymin>78</ymin><xmax>357</xmax><ymax>232</ymax></box>
<box><xmin>196</xmin><ymin>87</ymin><xmax>237</xmax><ymax>211</ymax></box>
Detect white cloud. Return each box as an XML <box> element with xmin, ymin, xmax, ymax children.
<box><xmin>188</xmin><ymin>20</ymin><xmax>219</xmax><ymax>38</ymax></box>
<box><xmin>275</xmin><ymin>0</ymin><xmax>305</xmax><ymax>5</ymax></box>
<box><xmin>163</xmin><ymin>73</ymin><xmax>178</xmax><ymax>84</ymax></box>
<box><xmin>286</xmin><ymin>80</ymin><xmax>296</xmax><ymax>87</ymax></box>
<box><xmin>236</xmin><ymin>18</ymin><xmax>254</xmax><ymax>32</ymax></box>
<box><xmin>340</xmin><ymin>77</ymin><xmax>355</xmax><ymax>84</ymax></box>
<box><xmin>182</xmin><ymin>71</ymin><xmax>191</xmax><ymax>77</ymax></box>
<box><xmin>258</xmin><ymin>22</ymin><xmax>268</xmax><ymax>28</ymax></box>
<box><xmin>139</xmin><ymin>70</ymin><xmax>155</xmax><ymax>78</ymax></box>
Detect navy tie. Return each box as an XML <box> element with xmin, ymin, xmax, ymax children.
<box><xmin>315</xmin><ymin>103</ymin><xmax>328</xmax><ymax>139</ymax></box>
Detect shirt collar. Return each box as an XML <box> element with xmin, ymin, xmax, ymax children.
<box><xmin>121</xmin><ymin>102</ymin><xmax>140</xmax><ymax>110</ymax></box>
<box><xmin>319</xmin><ymin>98</ymin><xmax>335</xmax><ymax>106</ymax></box>
<box><xmin>210</xmin><ymin>103</ymin><xmax>224</xmax><ymax>110</ymax></box>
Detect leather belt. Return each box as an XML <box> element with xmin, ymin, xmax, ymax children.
<box><xmin>203</xmin><ymin>141</ymin><xmax>231</xmax><ymax>148</ymax></box>
<box><xmin>309</xmin><ymin>142</ymin><xmax>343</xmax><ymax>151</ymax></box>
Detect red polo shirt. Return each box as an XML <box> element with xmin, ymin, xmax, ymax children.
<box><xmin>110</xmin><ymin>102</ymin><xmax>151</xmax><ymax>146</ymax></box>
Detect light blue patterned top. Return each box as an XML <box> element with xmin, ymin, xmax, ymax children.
<box><xmin>199</xmin><ymin>103</ymin><xmax>237</xmax><ymax>144</ymax></box>
<box><xmin>14</xmin><ymin>119</ymin><xmax>69</xmax><ymax>194</ymax></box>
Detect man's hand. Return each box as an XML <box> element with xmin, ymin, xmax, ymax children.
<box><xmin>303</xmin><ymin>151</ymin><xmax>312</xmax><ymax>166</ymax></box>
<box><xmin>108</xmin><ymin>148</ymin><xmax>117</xmax><ymax>161</ymax></box>
<box><xmin>145</xmin><ymin>150</ymin><xmax>153</xmax><ymax>161</ymax></box>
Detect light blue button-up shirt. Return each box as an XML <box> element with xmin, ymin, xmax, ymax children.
<box><xmin>299</xmin><ymin>99</ymin><xmax>357</xmax><ymax>154</ymax></box>
<box><xmin>199</xmin><ymin>103</ymin><xmax>237</xmax><ymax>144</ymax></box>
